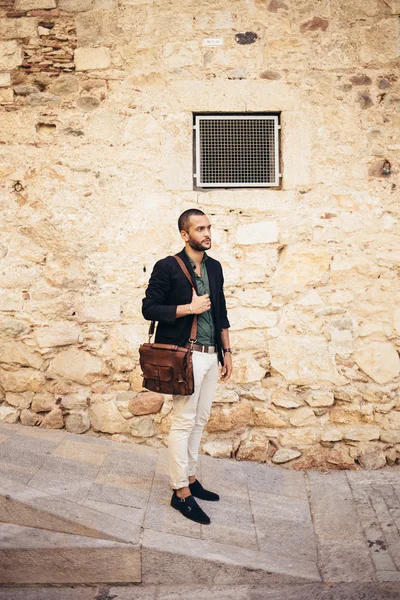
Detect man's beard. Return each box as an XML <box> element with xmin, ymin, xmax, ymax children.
<box><xmin>188</xmin><ymin>237</ymin><xmax>211</xmax><ymax>251</ymax></box>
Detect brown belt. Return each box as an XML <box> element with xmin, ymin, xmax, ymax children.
<box><xmin>185</xmin><ymin>342</ymin><xmax>216</xmax><ymax>354</ymax></box>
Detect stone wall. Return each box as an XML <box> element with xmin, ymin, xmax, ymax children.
<box><xmin>1</xmin><ymin>0</ymin><xmax>400</xmax><ymax>469</ymax></box>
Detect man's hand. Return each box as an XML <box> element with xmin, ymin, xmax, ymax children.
<box><xmin>220</xmin><ymin>352</ymin><xmax>233</xmax><ymax>382</ymax></box>
<box><xmin>191</xmin><ymin>289</ymin><xmax>211</xmax><ymax>315</ymax></box>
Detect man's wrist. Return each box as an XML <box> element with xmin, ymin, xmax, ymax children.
<box><xmin>223</xmin><ymin>348</ymin><xmax>232</xmax><ymax>354</ymax></box>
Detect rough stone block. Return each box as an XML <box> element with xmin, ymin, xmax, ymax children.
<box><xmin>305</xmin><ymin>391</ymin><xmax>334</xmax><ymax>408</ymax></box>
<box><xmin>65</xmin><ymin>411</ymin><xmax>90</xmax><ymax>434</ymax></box>
<box><xmin>0</xmin><ymin>406</ymin><xmax>19</xmax><ymax>424</ymax></box>
<box><xmin>203</xmin><ymin>440</ymin><xmax>233</xmax><ymax>458</ymax></box>
<box><xmin>269</xmin><ymin>335</ymin><xmax>341</xmax><ymax>385</ymax></box>
<box><xmin>228</xmin><ymin>307</ymin><xmax>278</xmax><ymax>330</ymax></box>
<box><xmin>130</xmin><ymin>415</ymin><xmax>155</xmax><ymax>438</ymax></box>
<box><xmin>289</xmin><ymin>406</ymin><xmax>318</xmax><ymax>427</ymax></box>
<box><xmin>74</xmin><ymin>47</ymin><xmax>111</xmax><ymax>71</ymax></box>
<box><xmin>128</xmin><ymin>392</ymin><xmax>164</xmax><ymax>416</ymax></box>
<box><xmin>75</xmin><ymin>295</ymin><xmax>120</xmax><ymax>322</ymax></box>
<box><xmin>48</xmin><ymin>348</ymin><xmax>103</xmax><ymax>385</ymax></box>
<box><xmin>0</xmin><ymin>369</ymin><xmax>45</xmax><ymax>393</ymax></box>
<box><xmin>0</xmin><ymin>88</ymin><xmax>13</xmax><ymax>105</ymax></box>
<box><xmin>0</xmin><ymin>342</ymin><xmax>43</xmax><ymax>370</ymax></box>
<box><xmin>230</xmin><ymin>353</ymin><xmax>266</xmax><ymax>384</ymax></box>
<box><xmin>236</xmin><ymin>221</ymin><xmax>279</xmax><ymax>245</ymax></box>
<box><xmin>253</xmin><ymin>407</ymin><xmax>287</xmax><ymax>428</ymax></box>
<box><xmin>89</xmin><ymin>400</ymin><xmax>130</xmax><ymax>434</ymax></box>
<box><xmin>272</xmin><ymin>244</ymin><xmax>331</xmax><ymax>290</ymax></box>
<box><xmin>5</xmin><ymin>393</ymin><xmax>33</xmax><ymax>410</ymax></box>
<box><xmin>58</xmin><ymin>0</ymin><xmax>93</xmax><ymax>11</ymax></box>
<box><xmin>0</xmin><ymin>73</ymin><xmax>10</xmax><ymax>88</ymax></box>
<box><xmin>40</xmin><ymin>408</ymin><xmax>64</xmax><ymax>429</ymax></box>
<box><xmin>353</xmin><ymin>342</ymin><xmax>400</xmax><ymax>384</ymax></box>
<box><xmin>360</xmin><ymin>19</ymin><xmax>400</xmax><ymax>63</ymax></box>
<box><xmin>279</xmin><ymin>427</ymin><xmax>320</xmax><ymax>446</ymax></box>
<box><xmin>14</xmin><ymin>0</ymin><xmax>56</xmax><ymax>9</ymax></box>
<box><xmin>34</xmin><ymin>321</ymin><xmax>81</xmax><ymax>348</ymax></box>
<box><xmin>272</xmin><ymin>448</ymin><xmax>301</xmax><ymax>464</ymax></box>
<box><xmin>31</xmin><ymin>393</ymin><xmax>55</xmax><ymax>413</ymax></box>
<box><xmin>343</xmin><ymin>426</ymin><xmax>380</xmax><ymax>442</ymax></box>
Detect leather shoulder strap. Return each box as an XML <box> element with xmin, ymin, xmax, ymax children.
<box><xmin>173</xmin><ymin>255</ymin><xmax>195</xmax><ymax>288</ymax></box>
<box><xmin>174</xmin><ymin>255</ymin><xmax>197</xmax><ymax>342</ymax></box>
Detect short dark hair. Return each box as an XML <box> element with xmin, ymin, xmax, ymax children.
<box><xmin>178</xmin><ymin>209</ymin><xmax>205</xmax><ymax>233</ymax></box>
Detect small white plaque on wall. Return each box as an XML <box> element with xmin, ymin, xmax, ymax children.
<box><xmin>202</xmin><ymin>38</ymin><xmax>224</xmax><ymax>47</ymax></box>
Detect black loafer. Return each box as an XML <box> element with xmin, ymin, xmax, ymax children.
<box><xmin>171</xmin><ymin>492</ymin><xmax>211</xmax><ymax>525</ymax></box>
<box><xmin>189</xmin><ymin>479</ymin><xmax>220</xmax><ymax>501</ymax></box>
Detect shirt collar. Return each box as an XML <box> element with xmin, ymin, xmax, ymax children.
<box><xmin>184</xmin><ymin>249</ymin><xmax>208</xmax><ymax>267</ymax></box>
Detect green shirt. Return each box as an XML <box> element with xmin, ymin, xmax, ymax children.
<box><xmin>186</xmin><ymin>251</ymin><xmax>215</xmax><ymax>346</ymax></box>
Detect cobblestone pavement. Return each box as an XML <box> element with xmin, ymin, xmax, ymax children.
<box><xmin>0</xmin><ymin>422</ymin><xmax>400</xmax><ymax>595</ymax></box>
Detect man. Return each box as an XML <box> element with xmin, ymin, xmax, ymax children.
<box><xmin>142</xmin><ymin>209</ymin><xmax>233</xmax><ymax>525</ymax></box>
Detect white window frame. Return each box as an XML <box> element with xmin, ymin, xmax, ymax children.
<box><xmin>194</xmin><ymin>114</ymin><xmax>281</xmax><ymax>188</ymax></box>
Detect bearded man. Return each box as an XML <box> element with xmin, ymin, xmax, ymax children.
<box><xmin>142</xmin><ymin>208</ymin><xmax>233</xmax><ymax>525</ymax></box>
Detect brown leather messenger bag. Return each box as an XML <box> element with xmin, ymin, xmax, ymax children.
<box><xmin>139</xmin><ymin>255</ymin><xmax>197</xmax><ymax>396</ymax></box>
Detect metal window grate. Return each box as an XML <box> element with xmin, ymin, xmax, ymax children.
<box><xmin>194</xmin><ymin>115</ymin><xmax>280</xmax><ymax>188</ymax></box>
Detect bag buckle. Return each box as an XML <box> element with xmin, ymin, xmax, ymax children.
<box><xmin>189</xmin><ymin>338</ymin><xmax>197</xmax><ymax>350</ymax></box>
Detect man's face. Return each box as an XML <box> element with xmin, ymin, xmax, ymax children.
<box><xmin>181</xmin><ymin>215</ymin><xmax>212</xmax><ymax>251</ymax></box>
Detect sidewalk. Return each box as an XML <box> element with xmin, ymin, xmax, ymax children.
<box><xmin>0</xmin><ymin>422</ymin><xmax>400</xmax><ymax>595</ymax></box>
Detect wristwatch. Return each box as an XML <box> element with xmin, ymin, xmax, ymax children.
<box><xmin>223</xmin><ymin>348</ymin><xmax>232</xmax><ymax>354</ymax></box>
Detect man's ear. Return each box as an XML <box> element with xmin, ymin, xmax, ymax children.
<box><xmin>180</xmin><ymin>230</ymin><xmax>189</xmax><ymax>241</ymax></box>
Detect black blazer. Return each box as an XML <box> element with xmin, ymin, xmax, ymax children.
<box><xmin>142</xmin><ymin>248</ymin><xmax>230</xmax><ymax>365</ymax></box>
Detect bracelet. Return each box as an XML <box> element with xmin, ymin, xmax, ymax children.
<box><xmin>189</xmin><ymin>303</ymin><xmax>193</xmax><ymax>314</ymax></box>
<box><xmin>223</xmin><ymin>348</ymin><xmax>232</xmax><ymax>354</ymax></box>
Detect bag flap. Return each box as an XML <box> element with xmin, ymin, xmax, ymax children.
<box><xmin>142</xmin><ymin>364</ymin><xmax>173</xmax><ymax>382</ymax></box>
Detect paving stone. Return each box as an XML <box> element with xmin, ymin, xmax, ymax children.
<box><xmin>255</xmin><ymin>515</ymin><xmax>317</xmax><ymax>561</ymax></box>
<box><xmin>0</xmin><ymin>523</ymin><xmax>140</xmax><ymax>584</ymax></box>
<box><xmin>0</xmin><ymin>461</ymin><xmax>38</xmax><ymax>484</ymax></box>
<box><xmin>346</xmin><ymin>469</ymin><xmax>400</xmax><ymax>486</ymax></box>
<box><xmin>0</xmin><ymin>434</ymin><xmax>60</xmax><ymax>476</ymax></box>
<box><xmin>307</xmin><ymin>471</ymin><xmax>353</xmax><ymax>500</ymax></box>
<box><xmin>0</xmin><ymin>423</ymin><xmax>17</xmax><ymax>434</ymax></box>
<box><xmin>54</xmin><ymin>438</ymin><xmax>110</xmax><ymax>465</ymax></box>
<box><xmin>142</xmin><ymin>529</ymin><xmax>321</xmax><ymax>585</ymax></box>
<box><xmin>376</xmin><ymin>571</ymin><xmax>400</xmax><ymax>581</ymax></box>
<box><xmin>156</xmin><ymin>585</ymin><xmax>255</xmax><ymax>599</ymax></box>
<box><xmin>368</xmin><ymin>489</ymin><xmax>400</xmax><ymax>547</ymax></box>
<box><xmin>317</xmin><ymin>540</ymin><xmax>375</xmax><ymax>582</ymax></box>
<box><xmin>81</xmin><ymin>498</ymin><xmax>145</xmax><ymax>527</ymax></box>
<box><xmin>250</xmin><ymin>492</ymin><xmax>312</xmax><ymax>523</ymax></box>
<box><xmin>245</xmin><ymin>461</ymin><xmax>308</xmax><ymax>500</ymax></box>
<box><xmin>200</xmin><ymin>454</ymin><xmax>247</xmax><ymax>487</ymax></box>
<box><xmin>200</xmin><ymin>497</ymin><xmax>258</xmax><ymax>550</ymax></box>
<box><xmin>0</xmin><ymin>587</ymin><xmax>99</xmax><ymax>600</ymax></box>
<box><xmin>10</xmin><ymin>423</ymin><xmax>67</xmax><ymax>442</ymax></box>
<box><xmin>27</xmin><ymin>453</ymin><xmax>99</xmax><ymax>501</ymax></box>
<box><xmin>0</xmin><ymin>476</ymin><xmax>141</xmax><ymax>544</ymax></box>
<box><xmin>88</xmin><ymin>480</ymin><xmax>152</xmax><ymax>509</ymax></box>
<box><xmin>311</xmin><ymin>497</ymin><xmax>365</xmax><ymax>541</ymax></box>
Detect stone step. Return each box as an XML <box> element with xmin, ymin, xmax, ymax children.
<box><xmin>0</xmin><ymin>475</ymin><xmax>141</xmax><ymax>545</ymax></box>
<box><xmin>141</xmin><ymin>529</ymin><xmax>322</xmax><ymax>586</ymax></box>
<box><xmin>0</xmin><ymin>523</ymin><xmax>141</xmax><ymax>585</ymax></box>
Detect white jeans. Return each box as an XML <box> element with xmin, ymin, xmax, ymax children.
<box><xmin>168</xmin><ymin>350</ymin><xmax>219</xmax><ymax>489</ymax></box>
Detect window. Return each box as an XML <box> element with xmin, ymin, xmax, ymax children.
<box><xmin>193</xmin><ymin>113</ymin><xmax>281</xmax><ymax>188</ymax></box>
